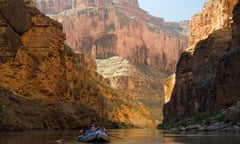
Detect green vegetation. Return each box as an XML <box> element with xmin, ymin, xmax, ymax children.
<box><xmin>158</xmin><ymin>111</ymin><xmax>223</xmax><ymax>129</ymax></box>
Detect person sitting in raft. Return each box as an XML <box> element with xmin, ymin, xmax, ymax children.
<box><xmin>79</xmin><ymin>129</ymin><xmax>84</xmax><ymax>135</ymax></box>
<box><xmin>90</xmin><ymin>123</ymin><xmax>97</xmax><ymax>131</ymax></box>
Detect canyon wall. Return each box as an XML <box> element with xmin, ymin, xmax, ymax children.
<box><xmin>163</xmin><ymin>0</ymin><xmax>240</xmax><ymax>123</ymax></box>
<box><xmin>0</xmin><ymin>0</ymin><xmax>154</xmax><ymax>131</ymax></box>
<box><xmin>33</xmin><ymin>0</ymin><xmax>189</xmax><ymax>123</ymax></box>
<box><xmin>189</xmin><ymin>0</ymin><xmax>238</xmax><ymax>47</ymax></box>
<box><xmin>34</xmin><ymin>0</ymin><xmax>188</xmax><ymax>72</ymax></box>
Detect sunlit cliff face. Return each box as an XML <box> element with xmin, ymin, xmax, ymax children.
<box><xmin>189</xmin><ymin>0</ymin><xmax>238</xmax><ymax>47</ymax></box>
<box><xmin>34</xmin><ymin>0</ymin><xmax>188</xmax><ymax>72</ymax></box>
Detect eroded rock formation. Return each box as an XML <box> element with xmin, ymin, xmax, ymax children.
<box><xmin>189</xmin><ymin>0</ymin><xmax>238</xmax><ymax>47</ymax></box>
<box><xmin>0</xmin><ymin>0</ymin><xmax>154</xmax><ymax>131</ymax></box>
<box><xmin>35</xmin><ymin>0</ymin><xmax>143</xmax><ymax>17</ymax></box>
<box><xmin>34</xmin><ymin>0</ymin><xmax>188</xmax><ymax>72</ymax></box>
<box><xmin>96</xmin><ymin>56</ymin><xmax>167</xmax><ymax>122</ymax></box>
<box><xmin>164</xmin><ymin>74</ymin><xmax>175</xmax><ymax>104</ymax></box>
<box><xmin>163</xmin><ymin>0</ymin><xmax>240</xmax><ymax>123</ymax></box>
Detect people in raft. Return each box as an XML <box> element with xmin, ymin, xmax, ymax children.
<box><xmin>90</xmin><ymin>123</ymin><xmax>97</xmax><ymax>131</ymax></box>
<box><xmin>79</xmin><ymin>123</ymin><xmax>97</xmax><ymax>136</ymax></box>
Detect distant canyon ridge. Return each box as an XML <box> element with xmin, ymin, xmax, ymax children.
<box><xmin>34</xmin><ymin>0</ymin><xmax>189</xmax><ymax>72</ymax></box>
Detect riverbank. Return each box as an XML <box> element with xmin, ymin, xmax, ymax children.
<box><xmin>159</xmin><ymin>101</ymin><xmax>240</xmax><ymax>132</ymax></box>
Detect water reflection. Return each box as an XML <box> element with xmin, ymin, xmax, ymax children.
<box><xmin>0</xmin><ymin>129</ymin><xmax>239</xmax><ymax>144</ymax></box>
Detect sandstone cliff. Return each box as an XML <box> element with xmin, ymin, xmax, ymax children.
<box><xmin>35</xmin><ymin>0</ymin><xmax>139</xmax><ymax>14</ymax></box>
<box><xmin>34</xmin><ymin>0</ymin><xmax>188</xmax><ymax>72</ymax></box>
<box><xmin>96</xmin><ymin>56</ymin><xmax>167</xmax><ymax>122</ymax></box>
<box><xmin>163</xmin><ymin>0</ymin><xmax>240</xmax><ymax>123</ymax></box>
<box><xmin>164</xmin><ymin>74</ymin><xmax>175</xmax><ymax>104</ymax></box>
<box><xmin>189</xmin><ymin>0</ymin><xmax>238</xmax><ymax>47</ymax></box>
<box><xmin>0</xmin><ymin>0</ymin><xmax>154</xmax><ymax>131</ymax></box>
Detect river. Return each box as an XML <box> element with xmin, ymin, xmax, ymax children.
<box><xmin>0</xmin><ymin>129</ymin><xmax>239</xmax><ymax>144</ymax></box>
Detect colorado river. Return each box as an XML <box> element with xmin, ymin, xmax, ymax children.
<box><xmin>0</xmin><ymin>129</ymin><xmax>239</xmax><ymax>144</ymax></box>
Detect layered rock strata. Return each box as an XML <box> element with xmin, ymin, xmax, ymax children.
<box><xmin>163</xmin><ymin>0</ymin><xmax>240</xmax><ymax>123</ymax></box>
<box><xmin>35</xmin><ymin>0</ymin><xmax>140</xmax><ymax>15</ymax></box>
<box><xmin>0</xmin><ymin>0</ymin><xmax>154</xmax><ymax>131</ymax></box>
<box><xmin>189</xmin><ymin>0</ymin><xmax>238</xmax><ymax>47</ymax></box>
<box><xmin>34</xmin><ymin>0</ymin><xmax>188</xmax><ymax>72</ymax></box>
<box><xmin>96</xmin><ymin>56</ymin><xmax>167</xmax><ymax>122</ymax></box>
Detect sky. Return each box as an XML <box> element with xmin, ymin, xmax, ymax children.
<box><xmin>138</xmin><ymin>0</ymin><xmax>207</xmax><ymax>22</ymax></box>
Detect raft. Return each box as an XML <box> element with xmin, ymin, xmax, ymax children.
<box><xmin>77</xmin><ymin>128</ymin><xmax>110</xmax><ymax>143</ymax></box>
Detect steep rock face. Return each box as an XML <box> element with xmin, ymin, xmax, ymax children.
<box><xmin>189</xmin><ymin>0</ymin><xmax>238</xmax><ymax>47</ymax></box>
<box><xmin>164</xmin><ymin>30</ymin><xmax>232</xmax><ymax>122</ymax></box>
<box><xmin>54</xmin><ymin>8</ymin><xmax>187</xmax><ymax>72</ymax></box>
<box><xmin>34</xmin><ymin>0</ymin><xmax>188</xmax><ymax>72</ymax></box>
<box><xmin>163</xmin><ymin>0</ymin><xmax>240</xmax><ymax>122</ymax></box>
<box><xmin>232</xmin><ymin>1</ymin><xmax>240</xmax><ymax>47</ymax></box>
<box><xmin>164</xmin><ymin>74</ymin><xmax>175</xmax><ymax>103</ymax></box>
<box><xmin>0</xmin><ymin>0</ymin><xmax>154</xmax><ymax>130</ymax></box>
<box><xmin>35</xmin><ymin>0</ymin><xmax>140</xmax><ymax>15</ymax></box>
<box><xmin>215</xmin><ymin>1</ymin><xmax>240</xmax><ymax>110</ymax></box>
<box><xmin>96</xmin><ymin>56</ymin><xmax>167</xmax><ymax>122</ymax></box>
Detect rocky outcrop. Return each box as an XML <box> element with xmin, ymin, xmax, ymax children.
<box><xmin>34</xmin><ymin>0</ymin><xmax>188</xmax><ymax>72</ymax></box>
<box><xmin>189</xmin><ymin>0</ymin><xmax>238</xmax><ymax>47</ymax></box>
<box><xmin>164</xmin><ymin>74</ymin><xmax>175</xmax><ymax>103</ymax></box>
<box><xmin>96</xmin><ymin>56</ymin><xmax>167</xmax><ymax>122</ymax></box>
<box><xmin>163</xmin><ymin>0</ymin><xmax>240</xmax><ymax>123</ymax></box>
<box><xmin>0</xmin><ymin>0</ymin><xmax>154</xmax><ymax>131</ymax></box>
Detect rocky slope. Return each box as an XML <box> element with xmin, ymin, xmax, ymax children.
<box><xmin>163</xmin><ymin>0</ymin><xmax>240</xmax><ymax>123</ymax></box>
<box><xmin>96</xmin><ymin>56</ymin><xmax>167</xmax><ymax>122</ymax></box>
<box><xmin>34</xmin><ymin>0</ymin><xmax>188</xmax><ymax>72</ymax></box>
<box><xmin>0</xmin><ymin>0</ymin><xmax>155</xmax><ymax>131</ymax></box>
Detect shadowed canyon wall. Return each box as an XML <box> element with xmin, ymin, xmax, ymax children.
<box><xmin>0</xmin><ymin>0</ymin><xmax>155</xmax><ymax>131</ymax></box>
<box><xmin>163</xmin><ymin>0</ymin><xmax>240</xmax><ymax>123</ymax></box>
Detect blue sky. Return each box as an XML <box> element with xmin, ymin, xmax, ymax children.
<box><xmin>138</xmin><ymin>0</ymin><xmax>207</xmax><ymax>22</ymax></box>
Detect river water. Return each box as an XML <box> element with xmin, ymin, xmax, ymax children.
<box><xmin>0</xmin><ymin>129</ymin><xmax>239</xmax><ymax>144</ymax></box>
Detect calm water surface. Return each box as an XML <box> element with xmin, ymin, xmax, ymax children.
<box><xmin>0</xmin><ymin>129</ymin><xmax>239</xmax><ymax>144</ymax></box>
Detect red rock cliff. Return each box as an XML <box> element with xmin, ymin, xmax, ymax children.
<box><xmin>163</xmin><ymin>0</ymin><xmax>240</xmax><ymax>123</ymax></box>
<box><xmin>35</xmin><ymin>0</ymin><xmax>139</xmax><ymax>14</ymax></box>
<box><xmin>34</xmin><ymin>0</ymin><xmax>188</xmax><ymax>72</ymax></box>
